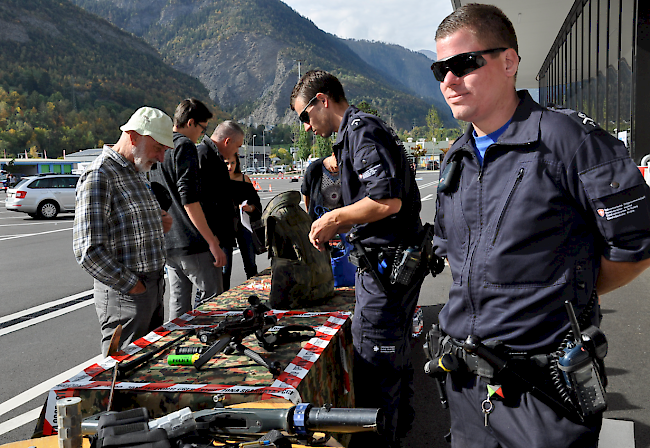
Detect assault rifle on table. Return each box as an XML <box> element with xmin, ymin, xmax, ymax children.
<box><xmin>81</xmin><ymin>403</ymin><xmax>384</xmax><ymax>447</ymax></box>
<box><xmin>191</xmin><ymin>295</ymin><xmax>281</xmax><ymax>375</ymax></box>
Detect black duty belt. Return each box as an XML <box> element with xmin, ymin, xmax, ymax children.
<box><xmin>348</xmin><ymin>246</ymin><xmax>399</xmax><ymax>270</ymax></box>
<box><xmin>442</xmin><ymin>336</ymin><xmax>551</xmax><ymax>381</ymax></box>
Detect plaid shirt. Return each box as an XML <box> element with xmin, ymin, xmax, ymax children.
<box><xmin>73</xmin><ymin>145</ymin><xmax>165</xmax><ymax>294</ymax></box>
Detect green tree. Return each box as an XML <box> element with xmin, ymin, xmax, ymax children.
<box><xmin>426</xmin><ymin>106</ymin><xmax>444</xmax><ymax>142</ymax></box>
<box><xmin>314</xmin><ymin>135</ymin><xmax>332</xmax><ymax>158</ymax></box>
<box><xmin>296</xmin><ymin>125</ymin><xmax>311</xmax><ymax>162</ymax></box>
<box><xmin>357</xmin><ymin>100</ymin><xmax>380</xmax><ymax>117</ymax></box>
<box><xmin>410</xmin><ymin>126</ymin><xmax>428</xmax><ymax>140</ymax></box>
<box><xmin>272</xmin><ymin>148</ymin><xmax>293</xmax><ymax>165</ymax></box>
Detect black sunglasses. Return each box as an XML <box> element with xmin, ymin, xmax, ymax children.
<box><xmin>430</xmin><ymin>48</ymin><xmax>508</xmax><ymax>82</ymax></box>
<box><xmin>298</xmin><ymin>95</ymin><xmax>319</xmax><ymax>124</ymax></box>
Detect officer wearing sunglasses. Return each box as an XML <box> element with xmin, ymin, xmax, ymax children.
<box><xmin>431</xmin><ymin>4</ymin><xmax>650</xmax><ymax>448</ymax></box>
<box><xmin>290</xmin><ymin>70</ymin><xmax>423</xmax><ymax>448</ymax></box>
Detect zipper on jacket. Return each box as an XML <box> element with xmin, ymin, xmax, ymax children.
<box><xmin>492</xmin><ymin>167</ymin><xmax>525</xmax><ymax>245</ymax></box>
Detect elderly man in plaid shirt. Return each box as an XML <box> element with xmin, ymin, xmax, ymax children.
<box><xmin>74</xmin><ymin>107</ymin><xmax>174</xmax><ymax>356</ymax></box>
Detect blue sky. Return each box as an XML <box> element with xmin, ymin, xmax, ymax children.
<box><xmin>281</xmin><ymin>0</ymin><xmax>453</xmax><ymax>54</ymax></box>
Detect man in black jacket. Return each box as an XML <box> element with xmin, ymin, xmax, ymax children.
<box><xmin>196</xmin><ymin>120</ymin><xmax>245</xmax><ymax>290</ymax></box>
<box><xmin>153</xmin><ymin>98</ymin><xmax>225</xmax><ymax>320</ymax></box>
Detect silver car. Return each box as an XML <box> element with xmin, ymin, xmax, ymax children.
<box><xmin>5</xmin><ymin>174</ymin><xmax>80</xmax><ymax>219</ymax></box>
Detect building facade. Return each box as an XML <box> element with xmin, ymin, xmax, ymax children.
<box><xmin>452</xmin><ymin>0</ymin><xmax>648</xmax><ymax>163</ymax></box>
<box><xmin>538</xmin><ymin>0</ymin><xmax>648</xmax><ymax>163</ymax></box>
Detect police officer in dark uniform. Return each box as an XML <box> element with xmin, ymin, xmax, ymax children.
<box><xmin>431</xmin><ymin>4</ymin><xmax>650</xmax><ymax>447</ymax></box>
<box><xmin>290</xmin><ymin>70</ymin><xmax>424</xmax><ymax>448</ymax></box>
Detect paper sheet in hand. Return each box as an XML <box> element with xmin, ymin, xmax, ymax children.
<box><xmin>240</xmin><ymin>200</ymin><xmax>253</xmax><ymax>232</ymax></box>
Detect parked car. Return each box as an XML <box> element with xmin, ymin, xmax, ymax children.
<box><xmin>257</xmin><ymin>167</ymin><xmax>269</xmax><ymax>174</ymax></box>
<box><xmin>5</xmin><ymin>173</ymin><xmax>80</xmax><ymax>219</ymax></box>
<box><xmin>245</xmin><ymin>167</ymin><xmax>256</xmax><ymax>175</ymax></box>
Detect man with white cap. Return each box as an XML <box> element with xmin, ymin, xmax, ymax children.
<box><xmin>73</xmin><ymin>106</ymin><xmax>174</xmax><ymax>356</ymax></box>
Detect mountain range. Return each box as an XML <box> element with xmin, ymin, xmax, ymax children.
<box><xmin>0</xmin><ymin>0</ymin><xmax>228</xmax><ymax>158</ymax></box>
<box><xmin>0</xmin><ymin>0</ymin><xmax>454</xmax><ymax>158</ymax></box>
<box><xmin>69</xmin><ymin>0</ymin><xmax>454</xmax><ymax>129</ymax></box>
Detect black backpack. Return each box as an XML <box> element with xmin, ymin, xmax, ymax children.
<box><xmin>261</xmin><ymin>191</ymin><xmax>334</xmax><ymax>309</ymax></box>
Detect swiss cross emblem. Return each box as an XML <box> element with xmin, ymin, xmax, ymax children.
<box><xmin>597</xmin><ymin>209</ymin><xmax>605</xmax><ymax>217</ymax></box>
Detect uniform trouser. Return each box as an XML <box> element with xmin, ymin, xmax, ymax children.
<box><xmin>94</xmin><ymin>270</ymin><xmax>165</xmax><ymax>357</ymax></box>
<box><xmin>446</xmin><ymin>373</ymin><xmax>602</xmax><ymax>448</ymax></box>
<box><xmin>348</xmin><ymin>269</ymin><xmax>422</xmax><ymax>448</ymax></box>
<box><xmin>166</xmin><ymin>251</ymin><xmax>223</xmax><ymax>320</ymax></box>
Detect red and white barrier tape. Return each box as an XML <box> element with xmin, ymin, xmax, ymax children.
<box><xmin>42</xmin><ymin>310</ymin><xmax>351</xmax><ymax>435</ymax></box>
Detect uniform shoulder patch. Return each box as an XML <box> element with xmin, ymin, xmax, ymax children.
<box><xmin>349</xmin><ymin>117</ymin><xmax>364</xmax><ymax>129</ymax></box>
<box><xmin>548</xmin><ymin>106</ymin><xmax>601</xmax><ymax>133</ymax></box>
<box><xmin>567</xmin><ymin>111</ymin><xmax>600</xmax><ymax>131</ymax></box>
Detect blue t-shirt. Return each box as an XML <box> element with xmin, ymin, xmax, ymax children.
<box><xmin>473</xmin><ymin>119</ymin><xmax>512</xmax><ymax>165</ymax></box>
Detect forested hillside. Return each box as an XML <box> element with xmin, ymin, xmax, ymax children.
<box><xmin>70</xmin><ymin>0</ymin><xmax>454</xmax><ymax>129</ymax></box>
<box><xmin>0</xmin><ymin>0</ymin><xmax>227</xmax><ymax>158</ymax></box>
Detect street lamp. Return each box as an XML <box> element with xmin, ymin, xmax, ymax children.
<box><xmin>262</xmin><ymin>130</ymin><xmax>266</xmax><ymax>169</ymax></box>
<box><xmin>252</xmin><ymin>134</ymin><xmax>256</xmax><ymax>170</ymax></box>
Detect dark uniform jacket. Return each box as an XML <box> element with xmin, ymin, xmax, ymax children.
<box><xmin>333</xmin><ymin>105</ymin><xmax>422</xmax><ymax>247</ymax></box>
<box><xmin>433</xmin><ymin>90</ymin><xmax>650</xmax><ymax>352</ymax></box>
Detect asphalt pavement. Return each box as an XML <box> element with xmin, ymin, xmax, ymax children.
<box><xmin>1</xmin><ymin>171</ymin><xmax>649</xmax><ymax>447</ymax></box>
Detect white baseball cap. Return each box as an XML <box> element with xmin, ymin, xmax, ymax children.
<box><xmin>120</xmin><ymin>107</ymin><xmax>174</xmax><ymax>148</ymax></box>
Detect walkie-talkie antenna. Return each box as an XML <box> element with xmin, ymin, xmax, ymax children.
<box><xmin>564</xmin><ymin>300</ymin><xmax>582</xmax><ymax>344</ymax></box>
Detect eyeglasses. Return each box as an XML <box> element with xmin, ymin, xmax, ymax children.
<box><xmin>298</xmin><ymin>95</ymin><xmax>319</xmax><ymax>124</ymax></box>
<box><xmin>430</xmin><ymin>48</ymin><xmax>508</xmax><ymax>82</ymax></box>
<box><xmin>197</xmin><ymin>122</ymin><xmax>208</xmax><ymax>134</ymax></box>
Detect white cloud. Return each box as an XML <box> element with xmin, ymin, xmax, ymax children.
<box><xmin>282</xmin><ymin>0</ymin><xmax>452</xmax><ymax>53</ymax></box>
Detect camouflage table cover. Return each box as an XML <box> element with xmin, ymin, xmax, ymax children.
<box><xmin>35</xmin><ymin>271</ymin><xmax>357</xmax><ymax>441</ymax></box>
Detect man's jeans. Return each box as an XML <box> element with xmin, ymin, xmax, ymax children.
<box><xmin>166</xmin><ymin>251</ymin><xmax>223</xmax><ymax>320</ymax></box>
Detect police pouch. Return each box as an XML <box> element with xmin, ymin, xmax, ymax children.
<box><xmin>389</xmin><ymin>223</ymin><xmax>443</xmax><ymax>286</ymax></box>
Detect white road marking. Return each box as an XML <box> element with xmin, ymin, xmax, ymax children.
<box><xmin>0</xmin><ymin>291</ymin><xmax>94</xmax><ymax>337</ymax></box>
<box><xmin>0</xmin><ymin>227</ymin><xmax>72</xmax><ymax>241</ymax></box>
<box><xmin>0</xmin><ymin>221</ymin><xmax>70</xmax><ymax>226</ymax></box>
<box><xmin>0</xmin><ymin>290</ymin><xmax>93</xmax><ymax>324</ymax></box>
<box><xmin>0</xmin><ymin>354</ymin><xmax>103</xmax><ymax>435</ymax></box>
<box><xmin>0</xmin><ymin>407</ymin><xmax>42</xmax><ymax>436</ymax></box>
<box><xmin>418</xmin><ymin>181</ymin><xmax>439</xmax><ymax>189</ymax></box>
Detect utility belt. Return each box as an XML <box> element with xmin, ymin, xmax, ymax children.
<box><xmin>423</xmin><ymin>300</ymin><xmax>609</xmax><ymax>423</ymax></box>
<box><xmin>426</xmin><ymin>324</ymin><xmax>552</xmax><ymax>382</ymax></box>
<box><xmin>347</xmin><ymin>224</ymin><xmax>444</xmax><ymax>290</ymax></box>
<box><xmin>440</xmin><ymin>334</ymin><xmax>550</xmax><ymax>381</ymax></box>
<box><xmin>348</xmin><ymin>245</ymin><xmax>398</xmax><ymax>271</ymax></box>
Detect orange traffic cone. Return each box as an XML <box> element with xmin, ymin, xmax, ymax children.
<box><xmin>269</xmin><ymin>184</ymin><xmax>272</xmax><ymax>192</ymax></box>
<box><xmin>254</xmin><ymin>181</ymin><xmax>261</xmax><ymax>191</ymax></box>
